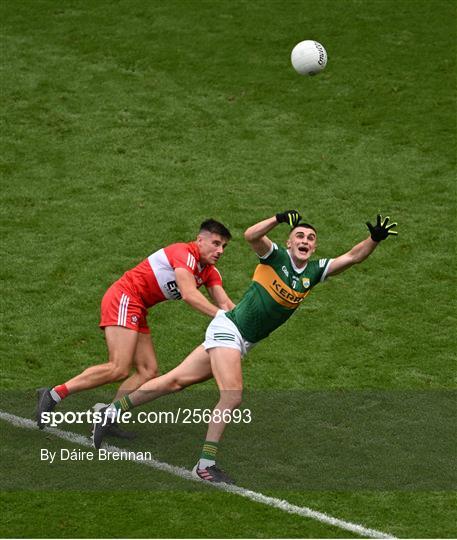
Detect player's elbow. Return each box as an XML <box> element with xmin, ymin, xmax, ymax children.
<box><xmin>244</xmin><ymin>227</ymin><xmax>255</xmax><ymax>242</ymax></box>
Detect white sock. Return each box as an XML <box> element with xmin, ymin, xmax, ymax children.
<box><xmin>93</xmin><ymin>403</ymin><xmax>116</xmax><ymax>420</ymax></box>
<box><xmin>199</xmin><ymin>458</ymin><xmax>215</xmax><ymax>469</ymax></box>
<box><xmin>49</xmin><ymin>389</ymin><xmax>62</xmax><ymax>403</ymax></box>
<box><xmin>105</xmin><ymin>404</ymin><xmax>117</xmax><ymax>420</ymax></box>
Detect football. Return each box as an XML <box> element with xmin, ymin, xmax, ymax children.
<box><xmin>291</xmin><ymin>40</ymin><xmax>327</xmax><ymax>76</ymax></box>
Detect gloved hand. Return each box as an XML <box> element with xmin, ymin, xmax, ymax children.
<box><xmin>276</xmin><ymin>210</ymin><xmax>302</xmax><ymax>227</ymax></box>
<box><xmin>366</xmin><ymin>214</ymin><xmax>398</xmax><ymax>242</ymax></box>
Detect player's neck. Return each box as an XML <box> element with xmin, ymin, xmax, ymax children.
<box><xmin>287</xmin><ymin>249</ymin><xmax>308</xmax><ymax>272</ymax></box>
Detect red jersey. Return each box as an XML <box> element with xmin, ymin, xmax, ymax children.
<box><xmin>116</xmin><ymin>242</ymin><xmax>223</xmax><ymax>308</ymax></box>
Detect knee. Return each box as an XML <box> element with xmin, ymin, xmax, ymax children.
<box><xmin>146</xmin><ymin>366</ymin><xmax>160</xmax><ymax>380</ymax></box>
<box><xmin>137</xmin><ymin>365</ymin><xmax>159</xmax><ymax>381</ymax></box>
<box><xmin>231</xmin><ymin>391</ymin><xmax>243</xmax><ymax>409</ymax></box>
<box><xmin>164</xmin><ymin>373</ymin><xmax>196</xmax><ymax>393</ymax></box>
<box><xmin>168</xmin><ymin>376</ymin><xmax>185</xmax><ymax>393</ymax></box>
<box><xmin>108</xmin><ymin>365</ymin><xmax>130</xmax><ymax>382</ymax></box>
<box><xmin>220</xmin><ymin>389</ymin><xmax>243</xmax><ymax>410</ymax></box>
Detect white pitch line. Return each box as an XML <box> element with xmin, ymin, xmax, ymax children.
<box><xmin>1</xmin><ymin>411</ymin><xmax>396</xmax><ymax>539</ymax></box>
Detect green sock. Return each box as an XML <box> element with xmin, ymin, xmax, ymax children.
<box><xmin>112</xmin><ymin>394</ymin><xmax>134</xmax><ymax>412</ymax></box>
<box><xmin>200</xmin><ymin>440</ymin><xmax>218</xmax><ymax>462</ymax></box>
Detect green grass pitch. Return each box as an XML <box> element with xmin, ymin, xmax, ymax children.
<box><xmin>1</xmin><ymin>0</ymin><xmax>456</xmax><ymax>538</ymax></box>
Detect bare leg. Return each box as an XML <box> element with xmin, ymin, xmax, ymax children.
<box><xmin>205</xmin><ymin>347</ymin><xmax>243</xmax><ymax>443</ymax></box>
<box><xmin>113</xmin><ymin>333</ymin><xmax>159</xmax><ymax>400</ymax></box>
<box><xmin>129</xmin><ymin>345</ymin><xmax>213</xmax><ymax>407</ymax></box>
<box><xmin>65</xmin><ymin>326</ymin><xmax>138</xmax><ymax>394</ymax></box>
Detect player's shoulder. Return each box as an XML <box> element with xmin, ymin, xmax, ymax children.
<box><xmin>164</xmin><ymin>242</ymin><xmax>199</xmax><ymax>269</ymax></box>
<box><xmin>164</xmin><ymin>241</ymin><xmax>196</xmax><ymax>257</ymax></box>
<box><xmin>306</xmin><ymin>257</ymin><xmax>332</xmax><ymax>283</ymax></box>
<box><xmin>165</xmin><ymin>241</ymin><xmax>190</xmax><ymax>251</ymax></box>
<box><xmin>308</xmin><ymin>257</ymin><xmax>330</xmax><ymax>269</ymax></box>
<box><xmin>259</xmin><ymin>242</ymin><xmax>284</xmax><ymax>263</ymax></box>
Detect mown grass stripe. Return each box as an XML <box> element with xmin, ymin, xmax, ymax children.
<box><xmin>0</xmin><ymin>411</ymin><xmax>397</xmax><ymax>539</ymax></box>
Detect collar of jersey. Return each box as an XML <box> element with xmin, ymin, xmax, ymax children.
<box><xmin>189</xmin><ymin>240</ymin><xmax>205</xmax><ymax>272</ymax></box>
<box><xmin>287</xmin><ymin>249</ymin><xmax>308</xmax><ymax>274</ymax></box>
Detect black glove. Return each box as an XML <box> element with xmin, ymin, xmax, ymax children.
<box><xmin>366</xmin><ymin>214</ymin><xmax>398</xmax><ymax>242</ymax></box>
<box><xmin>276</xmin><ymin>210</ymin><xmax>302</xmax><ymax>227</ymax></box>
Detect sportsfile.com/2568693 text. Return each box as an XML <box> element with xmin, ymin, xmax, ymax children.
<box><xmin>39</xmin><ymin>408</ymin><xmax>252</xmax><ymax>428</ymax></box>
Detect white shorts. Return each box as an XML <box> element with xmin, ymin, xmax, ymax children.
<box><xmin>203</xmin><ymin>310</ymin><xmax>254</xmax><ymax>358</ymax></box>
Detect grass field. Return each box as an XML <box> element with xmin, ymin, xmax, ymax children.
<box><xmin>1</xmin><ymin>0</ymin><xmax>456</xmax><ymax>538</ymax></box>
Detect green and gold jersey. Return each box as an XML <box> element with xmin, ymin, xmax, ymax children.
<box><xmin>226</xmin><ymin>243</ymin><xmax>332</xmax><ymax>343</ymax></box>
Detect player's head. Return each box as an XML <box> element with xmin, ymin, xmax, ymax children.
<box><xmin>199</xmin><ymin>219</ymin><xmax>232</xmax><ymax>241</ymax></box>
<box><xmin>286</xmin><ymin>223</ymin><xmax>317</xmax><ymax>266</ymax></box>
<box><xmin>197</xmin><ymin>219</ymin><xmax>232</xmax><ymax>265</ymax></box>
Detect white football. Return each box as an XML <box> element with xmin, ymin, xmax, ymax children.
<box><xmin>291</xmin><ymin>40</ymin><xmax>327</xmax><ymax>76</ymax></box>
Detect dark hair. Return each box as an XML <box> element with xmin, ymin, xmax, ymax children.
<box><xmin>290</xmin><ymin>222</ymin><xmax>317</xmax><ymax>234</ymax></box>
<box><xmin>199</xmin><ymin>219</ymin><xmax>232</xmax><ymax>240</ymax></box>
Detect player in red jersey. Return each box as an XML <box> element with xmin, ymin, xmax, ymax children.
<box><xmin>36</xmin><ymin>219</ymin><xmax>234</xmax><ymax>437</ymax></box>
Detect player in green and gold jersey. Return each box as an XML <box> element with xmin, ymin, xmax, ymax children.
<box><xmin>93</xmin><ymin>211</ymin><xmax>398</xmax><ymax>484</ymax></box>
<box><xmin>225</xmin><ymin>222</ymin><xmax>330</xmax><ymax>344</ymax></box>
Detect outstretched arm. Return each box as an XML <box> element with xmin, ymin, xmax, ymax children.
<box><xmin>327</xmin><ymin>214</ymin><xmax>398</xmax><ymax>277</ymax></box>
<box><xmin>207</xmin><ymin>285</ymin><xmax>236</xmax><ymax>311</ymax></box>
<box><xmin>175</xmin><ymin>269</ymin><xmax>220</xmax><ymax>317</ymax></box>
<box><xmin>244</xmin><ymin>210</ymin><xmax>302</xmax><ymax>256</ymax></box>
<box><xmin>326</xmin><ymin>237</ymin><xmax>378</xmax><ymax>276</ymax></box>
